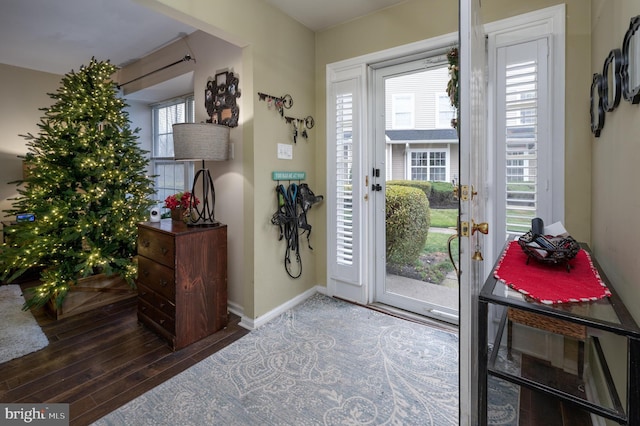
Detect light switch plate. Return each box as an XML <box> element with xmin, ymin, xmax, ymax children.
<box><xmin>277</xmin><ymin>143</ymin><xmax>293</xmax><ymax>160</ymax></box>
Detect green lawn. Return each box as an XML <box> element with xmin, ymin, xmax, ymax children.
<box><xmin>430</xmin><ymin>208</ymin><xmax>457</xmax><ymax>228</ymax></box>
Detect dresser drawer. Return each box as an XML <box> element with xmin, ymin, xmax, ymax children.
<box><xmin>137</xmin><ymin>256</ymin><xmax>176</xmax><ymax>302</ymax></box>
<box><xmin>138</xmin><ymin>283</ymin><xmax>176</xmax><ymax>317</ymax></box>
<box><xmin>137</xmin><ymin>228</ymin><xmax>175</xmax><ymax>267</ymax></box>
<box><xmin>138</xmin><ymin>298</ymin><xmax>175</xmax><ymax>334</ymax></box>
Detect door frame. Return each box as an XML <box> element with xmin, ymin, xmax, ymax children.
<box><xmin>458</xmin><ymin>0</ymin><xmax>487</xmax><ymax>423</ymax></box>
<box><xmin>326</xmin><ymin>33</ymin><xmax>458</xmax><ymax>305</ymax></box>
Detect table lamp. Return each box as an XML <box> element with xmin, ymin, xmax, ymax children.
<box><xmin>172</xmin><ymin>123</ymin><xmax>230</xmax><ymax>226</ymax></box>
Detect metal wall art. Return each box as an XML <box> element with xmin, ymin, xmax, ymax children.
<box><xmin>258</xmin><ymin>92</ymin><xmax>314</xmax><ymax>143</ymax></box>
<box><xmin>591</xmin><ymin>15</ymin><xmax>640</xmax><ymax>137</ymax></box>
<box><xmin>205</xmin><ymin>71</ymin><xmax>241</xmax><ymax>127</ymax></box>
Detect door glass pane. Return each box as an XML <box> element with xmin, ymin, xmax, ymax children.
<box><xmin>378</xmin><ymin>59</ymin><xmax>459</xmax><ymax>324</ymax></box>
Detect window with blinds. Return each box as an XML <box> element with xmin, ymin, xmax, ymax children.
<box><xmin>497</xmin><ymin>38</ymin><xmax>549</xmax><ymax>237</ymax></box>
<box><xmin>151</xmin><ymin>95</ymin><xmax>195</xmax><ymax>207</ymax></box>
<box><xmin>328</xmin><ymin>77</ymin><xmax>362</xmax><ymax>286</ymax></box>
<box><xmin>505</xmin><ymin>59</ymin><xmax>538</xmax><ymax>234</ymax></box>
<box><xmin>335</xmin><ymin>92</ymin><xmax>354</xmax><ymax>266</ymax></box>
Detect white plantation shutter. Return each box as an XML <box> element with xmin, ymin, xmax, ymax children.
<box><xmin>328</xmin><ymin>76</ymin><xmax>363</xmax><ymax>291</ymax></box>
<box><xmin>497</xmin><ymin>38</ymin><xmax>550</xmax><ymax>238</ymax></box>
<box><xmin>336</xmin><ymin>92</ymin><xmax>354</xmax><ymax>266</ymax></box>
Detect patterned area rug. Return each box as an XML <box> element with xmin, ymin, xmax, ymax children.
<box><xmin>0</xmin><ymin>285</ymin><xmax>49</xmax><ymax>364</ymax></box>
<box><xmin>94</xmin><ymin>294</ymin><xmax>517</xmax><ymax>425</ymax></box>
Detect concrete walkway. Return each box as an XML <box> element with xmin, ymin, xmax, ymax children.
<box><xmin>385</xmin><ymin>226</ymin><xmax>460</xmax><ymax>312</ymax></box>
<box><xmin>386</xmin><ymin>273</ymin><xmax>458</xmax><ymax>310</ymax></box>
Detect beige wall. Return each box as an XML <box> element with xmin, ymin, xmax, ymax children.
<box><xmin>0</xmin><ymin>64</ymin><xmax>61</xmax><ymax>225</ymax></box>
<box><xmin>591</xmin><ymin>0</ymin><xmax>640</xmax><ymax>407</ymax></box>
<box><xmin>142</xmin><ymin>0</ymin><xmax>317</xmax><ymax>320</ymax></box>
<box><xmin>590</xmin><ymin>0</ymin><xmax>640</xmax><ymax>324</ymax></box>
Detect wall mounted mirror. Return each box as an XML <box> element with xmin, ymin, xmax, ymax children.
<box><xmin>590</xmin><ymin>73</ymin><xmax>605</xmax><ymax>137</ymax></box>
<box><xmin>602</xmin><ymin>48</ymin><xmax>622</xmax><ymax>111</ymax></box>
<box><xmin>622</xmin><ymin>16</ymin><xmax>640</xmax><ymax>104</ymax></box>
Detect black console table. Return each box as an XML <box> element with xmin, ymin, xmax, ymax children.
<box><xmin>479</xmin><ymin>243</ymin><xmax>640</xmax><ymax>425</ymax></box>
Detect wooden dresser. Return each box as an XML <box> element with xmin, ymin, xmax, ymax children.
<box><xmin>136</xmin><ymin>219</ymin><xmax>228</xmax><ymax>350</ymax></box>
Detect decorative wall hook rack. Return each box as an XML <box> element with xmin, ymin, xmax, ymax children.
<box><xmin>284</xmin><ymin>116</ymin><xmax>314</xmax><ymax>143</ymax></box>
<box><xmin>258</xmin><ymin>92</ymin><xmax>293</xmax><ymax>116</ymax></box>
<box><xmin>258</xmin><ymin>91</ymin><xmax>315</xmax><ymax>143</ymax></box>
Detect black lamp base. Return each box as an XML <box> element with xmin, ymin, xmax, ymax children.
<box><xmin>186</xmin><ymin>163</ymin><xmax>218</xmax><ymax>227</ymax></box>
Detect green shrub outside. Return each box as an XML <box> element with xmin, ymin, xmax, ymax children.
<box><xmin>386</xmin><ymin>180</ymin><xmax>431</xmax><ymax>199</ymax></box>
<box><xmin>385</xmin><ymin>185</ymin><xmax>430</xmax><ymax>265</ymax></box>
<box><xmin>387</xmin><ymin>180</ymin><xmax>456</xmax><ymax>208</ymax></box>
<box><xmin>428</xmin><ymin>181</ymin><xmax>457</xmax><ymax>208</ymax></box>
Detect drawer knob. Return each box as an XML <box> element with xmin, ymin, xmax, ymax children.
<box><xmin>159</xmin><ymin>302</ymin><xmax>165</xmax><ymax>308</ymax></box>
<box><xmin>142</xmin><ymin>269</ymin><xmax>149</xmax><ymax>277</ymax></box>
<box><xmin>160</xmin><ymin>279</ymin><xmax>168</xmax><ymax>287</ymax></box>
<box><xmin>161</xmin><ymin>247</ymin><xmax>169</xmax><ymax>255</ymax></box>
<box><xmin>159</xmin><ymin>319</ymin><xmax>165</xmax><ymax>325</ymax></box>
<box><xmin>141</xmin><ymin>239</ymin><xmax>150</xmax><ymax>248</ymax></box>
<box><xmin>141</xmin><ymin>306</ymin><xmax>147</xmax><ymax>312</ymax></box>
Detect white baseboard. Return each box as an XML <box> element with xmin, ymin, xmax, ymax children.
<box><xmin>238</xmin><ymin>285</ymin><xmax>327</xmax><ymax>330</ymax></box>
<box><xmin>227</xmin><ymin>300</ymin><xmax>244</xmax><ymax>319</ymax></box>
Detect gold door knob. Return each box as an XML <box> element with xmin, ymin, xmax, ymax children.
<box><xmin>472</xmin><ymin>221</ymin><xmax>489</xmax><ymax>235</ymax></box>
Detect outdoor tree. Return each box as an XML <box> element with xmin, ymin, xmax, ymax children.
<box><xmin>0</xmin><ymin>58</ymin><xmax>155</xmax><ymax>309</ymax></box>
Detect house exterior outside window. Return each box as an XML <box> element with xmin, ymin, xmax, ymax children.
<box><xmin>391</xmin><ymin>93</ymin><xmax>415</xmax><ymax>129</ymax></box>
<box><xmin>436</xmin><ymin>92</ymin><xmax>456</xmax><ymax>128</ymax></box>
<box><xmin>384</xmin><ymin>60</ymin><xmax>458</xmax><ymax>183</ymax></box>
<box><xmin>409</xmin><ymin>149</ymin><xmax>448</xmax><ymax>182</ymax></box>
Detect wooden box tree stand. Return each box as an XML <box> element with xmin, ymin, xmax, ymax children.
<box><xmin>47</xmin><ymin>273</ymin><xmax>137</xmax><ymax>320</ymax></box>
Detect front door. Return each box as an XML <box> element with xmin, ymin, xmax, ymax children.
<box><xmin>458</xmin><ymin>0</ymin><xmax>488</xmax><ymax>424</ymax></box>
<box><xmin>372</xmin><ymin>56</ymin><xmax>460</xmax><ymax>324</ymax></box>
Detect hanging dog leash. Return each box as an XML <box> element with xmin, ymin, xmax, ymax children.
<box><xmin>271</xmin><ymin>182</ymin><xmax>323</xmax><ymax>279</ymax></box>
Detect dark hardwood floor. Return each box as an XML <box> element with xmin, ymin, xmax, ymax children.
<box><xmin>519</xmin><ymin>353</ymin><xmax>593</xmax><ymax>426</ymax></box>
<box><xmin>0</xmin><ymin>281</ymin><xmax>249</xmax><ymax>426</ymax></box>
<box><xmin>2</xmin><ymin>281</ymin><xmax>596</xmax><ymax>426</ymax></box>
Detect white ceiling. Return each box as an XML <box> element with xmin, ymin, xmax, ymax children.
<box><xmin>0</xmin><ymin>0</ymin><xmax>405</xmax><ymax>101</ymax></box>
<box><xmin>0</xmin><ymin>0</ymin><xmax>408</xmax><ymax>73</ymax></box>
<box><xmin>265</xmin><ymin>0</ymin><xmax>407</xmax><ymax>32</ymax></box>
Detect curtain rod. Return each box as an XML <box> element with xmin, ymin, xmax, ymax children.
<box><xmin>117</xmin><ymin>54</ymin><xmax>195</xmax><ymax>89</ymax></box>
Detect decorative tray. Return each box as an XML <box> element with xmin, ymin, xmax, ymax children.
<box><xmin>518</xmin><ymin>231</ymin><xmax>580</xmax><ymax>271</ymax></box>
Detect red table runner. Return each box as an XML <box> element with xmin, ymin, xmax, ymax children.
<box><xmin>493</xmin><ymin>241</ymin><xmax>611</xmax><ymax>304</ymax></box>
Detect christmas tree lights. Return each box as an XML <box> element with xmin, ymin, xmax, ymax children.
<box><xmin>0</xmin><ymin>58</ymin><xmax>155</xmax><ymax>309</ymax></box>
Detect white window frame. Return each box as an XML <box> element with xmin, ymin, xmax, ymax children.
<box><xmin>486</xmin><ymin>5</ymin><xmax>565</xmax><ymax>261</ymax></box>
<box><xmin>150</xmin><ymin>95</ymin><xmax>196</xmax><ymax>208</ymax></box>
<box><xmin>435</xmin><ymin>91</ymin><xmax>456</xmax><ymax>128</ymax></box>
<box><xmin>326</xmin><ymin>33</ymin><xmax>458</xmax><ymax>305</ymax></box>
<box><xmin>391</xmin><ymin>93</ymin><xmax>415</xmax><ymax>129</ymax></box>
<box><xmin>406</xmin><ymin>148</ymin><xmax>450</xmax><ymax>182</ymax></box>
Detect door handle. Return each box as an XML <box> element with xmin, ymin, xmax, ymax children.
<box><xmin>447</xmin><ymin>233</ymin><xmax>459</xmax><ymax>278</ymax></box>
<box><xmin>472</xmin><ymin>221</ymin><xmax>489</xmax><ymax>235</ymax></box>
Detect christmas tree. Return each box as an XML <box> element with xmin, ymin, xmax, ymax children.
<box><xmin>0</xmin><ymin>58</ymin><xmax>155</xmax><ymax>309</ymax></box>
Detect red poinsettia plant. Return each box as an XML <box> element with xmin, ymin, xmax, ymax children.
<box><xmin>164</xmin><ymin>191</ymin><xmax>200</xmax><ymax>210</ymax></box>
